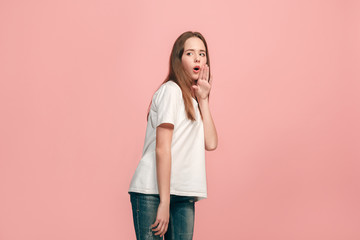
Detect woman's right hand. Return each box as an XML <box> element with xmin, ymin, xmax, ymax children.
<box><xmin>151</xmin><ymin>202</ymin><xmax>170</xmax><ymax>237</ymax></box>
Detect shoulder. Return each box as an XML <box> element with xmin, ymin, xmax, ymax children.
<box><xmin>154</xmin><ymin>80</ymin><xmax>182</xmax><ymax>99</ymax></box>
<box><xmin>161</xmin><ymin>80</ymin><xmax>182</xmax><ymax>94</ymax></box>
<box><xmin>151</xmin><ymin>80</ymin><xmax>183</xmax><ymax>110</ymax></box>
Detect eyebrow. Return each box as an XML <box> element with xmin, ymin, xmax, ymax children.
<box><xmin>184</xmin><ymin>49</ymin><xmax>206</xmax><ymax>52</ymax></box>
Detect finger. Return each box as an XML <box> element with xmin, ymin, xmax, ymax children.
<box><xmin>163</xmin><ymin>224</ymin><xmax>169</xmax><ymax>237</ymax></box>
<box><xmin>152</xmin><ymin>221</ymin><xmax>163</xmax><ymax>232</ymax></box>
<box><xmin>150</xmin><ymin>219</ymin><xmax>159</xmax><ymax>229</ymax></box>
<box><xmin>198</xmin><ymin>65</ymin><xmax>202</xmax><ymax>80</ymax></box>
<box><xmin>156</xmin><ymin>222</ymin><xmax>168</xmax><ymax>236</ymax></box>
<box><xmin>154</xmin><ymin>225</ymin><xmax>163</xmax><ymax>236</ymax></box>
<box><xmin>206</xmin><ymin>65</ymin><xmax>210</xmax><ymax>81</ymax></box>
<box><xmin>160</xmin><ymin>224</ymin><xmax>168</xmax><ymax>237</ymax></box>
<box><xmin>200</xmin><ymin>64</ymin><xmax>205</xmax><ymax>80</ymax></box>
<box><xmin>209</xmin><ymin>74</ymin><xmax>213</xmax><ymax>84</ymax></box>
<box><xmin>192</xmin><ymin>85</ymin><xmax>198</xmax><ymax>91</ymax></box>
<box><xmin>154</xmin><ymin>222</ymin><xmax>166</xmax><ymax>235</ymax></box>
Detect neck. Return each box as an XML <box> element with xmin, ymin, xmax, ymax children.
<box><xmin>191</xmin><ymin>88</ymin><xmax>196</xmax><ymax>99</ymax></box>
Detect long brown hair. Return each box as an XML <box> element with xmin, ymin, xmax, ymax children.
<box><xmin>147</xmin><ymin>31</ymin><xmax>211</xmax><ymax>121</ymax></box>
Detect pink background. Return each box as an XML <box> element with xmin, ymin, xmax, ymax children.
<box><xmin>1</xmin><ymin>0</ymin><xmax>359</xmax><ymax>239</ymax></box>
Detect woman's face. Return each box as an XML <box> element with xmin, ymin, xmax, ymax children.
<box><xmin>181</xmin><ymin>37</ymin><xmax>207</xmax><ymax>82</ymax></box>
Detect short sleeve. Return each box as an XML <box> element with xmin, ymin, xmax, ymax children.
<box><xmin>152</xmin><ymin>82</ymin><xmax>181</xmax><ymax>128</ymax></box>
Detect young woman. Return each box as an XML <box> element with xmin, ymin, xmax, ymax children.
<box><xmin>128</xmin><ymin>31</ymin><xmax>218</xmax><ymax>240</ymax></box>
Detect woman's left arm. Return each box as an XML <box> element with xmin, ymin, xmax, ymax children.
<box><xmin>192</xmin><ymin>64</ymin><xmax>218</xmax><ymax>151</ymax></box>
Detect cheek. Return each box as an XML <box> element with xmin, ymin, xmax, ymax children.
<box><xmin>181</xmin><ymin>61</ymin><xmax>187</xmax><ymax>71</ymax></box>
<box><xmin>182</xmin><ymin>60</ymin><xmax>191</xmax><ymax>70</ymax></box>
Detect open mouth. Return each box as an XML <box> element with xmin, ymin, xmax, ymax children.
<box><xmin>193</xmin><ymin>66</ymin><xmax>200</xmax><ymax>73</ymax></box>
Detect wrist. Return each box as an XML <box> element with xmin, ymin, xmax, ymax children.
<box><xmin>198</xmin><ymin>96</ymin><xmax>209</xmax><ymax>102</ymax></box>
<box><xmin>160</xmin><ymin>200</ymin><xmax>170</xmax><ymax>205</ymax></box>
<box><xmin>159</xmin><ymin>196</ymin><xmax>170</xmax><ymax>204</ymax></box>
<box><xmin>198</xmin><ymin>97</ymin><xmax>209</xmax><ymax>107</ymax></box>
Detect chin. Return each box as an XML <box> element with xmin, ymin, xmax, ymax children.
<box><xmin>191</xmin><ymin>75</ymin><xmax>199</xmax><ymax>82</ymax></box>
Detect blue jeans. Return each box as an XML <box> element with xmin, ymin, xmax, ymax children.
<box><xmin>130</xmin><ymin>192</ymin><xmax>196</xmax><ymax>240</ymax></box>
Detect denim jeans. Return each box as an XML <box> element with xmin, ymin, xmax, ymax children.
<box><xmin>130</xmin><ymin>192</ymin><xmax>196</xmax><ymax>240</ymax></box>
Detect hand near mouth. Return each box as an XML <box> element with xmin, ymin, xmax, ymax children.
<box><xmin>192</xmin><ymin>64</ymin><xmax>212</xmax><ymax>101</ymax></box>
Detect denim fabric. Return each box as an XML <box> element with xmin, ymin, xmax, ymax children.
<box><xmin>130</xmin><ymin>192</ymin><xmax>195</xmax><ymax>240</ymax></box>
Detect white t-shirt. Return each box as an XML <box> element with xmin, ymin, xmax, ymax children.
<box><xmin>128</xmin><ymin>80</ymin><xmax>207</xmax><ymax>201</ymax></box>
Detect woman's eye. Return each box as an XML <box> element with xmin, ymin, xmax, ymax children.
<box><xmin>186</xmin><ymin>52</ymin><xmax>193</xmax><ymax>56</ymax></box>
<box><xmin>200</xmin><ymin>53</ymin><xmax>206</xmax><ymax>57</ymax></box>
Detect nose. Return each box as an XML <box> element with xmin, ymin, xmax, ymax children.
<box><xmin>194</xmin><ymin>54</ymin><xmax>200</xmax><ymax>62</ymax></box>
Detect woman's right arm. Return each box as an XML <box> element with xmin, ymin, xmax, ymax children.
<box><xmin>151</xmin><ymin>123</ymin><xmax>174</xmax><ymax>237</ymax></box>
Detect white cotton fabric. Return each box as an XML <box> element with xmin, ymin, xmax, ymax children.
<box><xmin>128</xmin><ymin>80</ymin><xmax>207</xmax><ymax>201</ymax></box>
